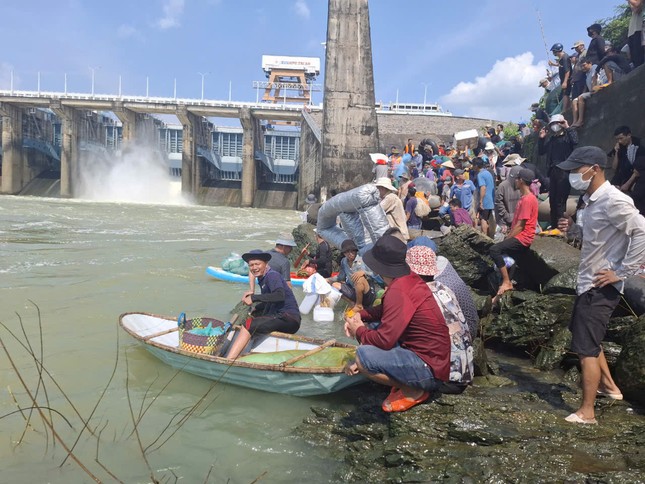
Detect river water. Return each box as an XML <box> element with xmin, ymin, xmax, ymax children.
<box><xmin>0</xmin><ymin>192</ymin><xmax>355</xmax><ymax>483</ymax></box>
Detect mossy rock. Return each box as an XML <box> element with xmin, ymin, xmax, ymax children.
<box><xmin>542</xmin><ymin>266</ymin><xmax>578</xmax><ymax>295</ymax></box>
<box><xmin>614</xmin><ymin>314</ymin><xmax>645</xmax><ymax>405</ymax></box>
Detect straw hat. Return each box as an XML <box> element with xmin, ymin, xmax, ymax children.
<box><xmin>502</xmin><ymin>154</ymin><xmax>526</xmax><ymax>166</ymax></box>
<box><xmin>441</xmin><ymin>160</ymin><xmax>455</xmax><ymax>169</ymax></box>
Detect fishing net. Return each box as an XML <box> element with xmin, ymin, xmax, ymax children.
<box><xmin>222</xmin><ymin>252</ymin><xmax>249</xmax><ymax>276</ymax></box>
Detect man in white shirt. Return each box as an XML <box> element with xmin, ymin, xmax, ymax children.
<box><xmin>558</xmin><ymin>146</ymin><xmax>645</xmax><ymax>425</ymax></box>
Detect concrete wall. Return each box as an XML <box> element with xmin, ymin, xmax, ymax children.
<box><xmin>298</xmin><ymin>113</ymin><xmax>322</xmax><ymax>209</ymax></box>
<box><xmin>199</xmin><ymin>186</ymin><xmax>298</xmax><ymax>210</ymax></box>
<box><xmin>573</xmin><ymin>65</ymin><xmax>645</xmax><ymax>152</ymax></box>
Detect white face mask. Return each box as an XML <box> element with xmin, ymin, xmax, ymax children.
<box><xmin>569</xmin><ymin>166</ymin><xmax>594</xmax><ymax>191</ymax></box>
<box><xmin>550</xmin><ymin>124</ymin><xmax>563</xmax><ymax>134</ymax></box>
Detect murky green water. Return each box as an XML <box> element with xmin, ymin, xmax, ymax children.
<box><xmin>0</xmin><ymin>195</ymin><xmax>353</xmax><ymax>483</ymax></box>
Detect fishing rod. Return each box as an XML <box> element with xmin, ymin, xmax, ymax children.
<box><xmin>534</xmin><ymin>6</ymin><xmax>556</xmax><ymax>79</ymax></box>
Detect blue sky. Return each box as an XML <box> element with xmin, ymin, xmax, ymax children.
<box><xmin>1</xmin><ymin>0</ymin><xmax>614</xmax><ymax>123</ymax></box>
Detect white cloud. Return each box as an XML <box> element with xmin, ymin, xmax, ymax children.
<box><xmin>156</xmin><ymin>0</ymin><xmax>185</xmax><ymax>30</ymax></box>
<box><xmin>440</xmin><ymin>52</ymin><xmax>548</xmax><ymax>122</ymax></box>
<box><xmin>117</xmin><ymin>24</ymin><xmax>143</xmax><ymax>40</ymax></box>
<box><xmin>294</xmin><ymin>0</ymin><xmax>310</xmax><ymax>19</ymax></box>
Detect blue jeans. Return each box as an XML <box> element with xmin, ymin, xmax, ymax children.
<box><xmin>356</xmin><ymin>345</ymin><xmax>440</xmax><ymax>392</ymax></box>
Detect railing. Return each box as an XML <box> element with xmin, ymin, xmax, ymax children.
<box><xmin>0</xmin><ymin>89</ymin><xmax>324</xmax><ymax>112</ymax></box>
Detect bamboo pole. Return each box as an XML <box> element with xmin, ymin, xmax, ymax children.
<box><xmin>279</xmin><ymin>339</ymin><xmax>336</xmax><ymax>367</ymax></box>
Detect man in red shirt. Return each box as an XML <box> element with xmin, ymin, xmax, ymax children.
<box><xmin>489</xmin><ymin>168</ymin><xmax>538</xmax><ymax>297</ymax></box>
<box><xmin>343</xmin><ymin>235</ymin><xmax>449</xmax><ymax>412</ymax></box>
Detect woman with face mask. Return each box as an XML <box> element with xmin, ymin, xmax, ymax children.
<box><xmin>538</xmin><ymin>114</ymin><xmax>579</xmax><ymax>230</ymax></box>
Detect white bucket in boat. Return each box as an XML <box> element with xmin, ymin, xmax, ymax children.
<box><xmin>327</xmin><ymin>288</ymin><xmax>342</xmax><ymax>308</ymax></box>
<box><xmin>299</xmin><ymin>293</ymin><xmax>319</xmax><ymax>315</ymax></box>
<box><xmin>313</xmin><ymin>306</ymin><xmax>335</xmax><ymax>322</ymax></box>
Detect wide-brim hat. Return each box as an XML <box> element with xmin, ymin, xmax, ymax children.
<box><xmin>442</xmin><ymin>160</ymin><xmax>455</xmax><ymax>169</ymax></box>
<box><xmin>275</xmin><ymin>232</ymin><xmax>297</xmax><ymax>247</ymax></box>
<box><xmin>484</xmin><ymin>142</ymin><xmax>496</xmax><ymax>151</ymax></box>
<box><xmin>363</xmin><ymin>235</ymin><xmax>410</xmax><ymax>278</ymax></box>
<box><xmin>374</xmin><ymin>177</ymin><xmax>396</xmax><ymax>192</ymax></box>
<box><xmin>242</xmin><ymin>250</ymin><xmax>271</xmax><ymax>263</ymax></box>
<box><xmin>405</xmin><ymin>245</ymin><xmax>438</xmax><ymax>277</ymax></box>
<box><xmin>503</xmin><ymin>153</ymin><xmax>526</xmax><ymax>166</ymax></box>
<box><xmin>340</xmin><ymin>239</ymin><xmax>358</xmax><ymax>253</ymax></box>
<box><xmin>304</xmin><ymin>194</ymin><xmax>317</xmax><ymax>204</ymax></box>
<box><xmin>369</xmin><ymin>153</ymin><xmax>388</xmax><ymax>164</ymax></box>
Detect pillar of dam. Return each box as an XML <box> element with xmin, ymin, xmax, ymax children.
<box><xmin>176</xmin><ymin>107</ymin><xmax>199</xmax><ymax>195</ymax></box>
<box><xmin>0</xmin><ymin>103</ymin><xmax>25</xmax><ymax>194</ymax></box>
<box><xmin>240</xmin><ymin>107</ymin><xmax>259</xmax><ymax>207</ymax></box>
<box><xmin>50</xmin><ymin>103</ymin><xmax>79</xmax><ymax>198</ymax></box>
<box><xmin>320</xmin><ymin>0</ymin><xmax>379</xmax><ymax>198</ymax></box>
<box><xmin>113</xmin><ymin>103</ymin><xmax>138</xmax><ymax>147</ymax></box>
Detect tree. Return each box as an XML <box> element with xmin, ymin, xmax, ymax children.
<box><xmin>598</xmin><ymin>3</ymin><xmax>631</xmax><ymax>48</ymax></box>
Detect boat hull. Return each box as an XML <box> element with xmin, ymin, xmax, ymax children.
<box><xmin>120</xmin><ymin>312</ymin><xmax>365</xmax><ymax>397</ymax></box>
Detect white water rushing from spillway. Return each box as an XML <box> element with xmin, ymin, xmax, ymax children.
<box><xmin>0</xmin><ymin>195</ymin><xmax>353</xmax><ymax>483</ymax></box>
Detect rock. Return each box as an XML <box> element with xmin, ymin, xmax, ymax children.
<box><xmin>472</xmin><ymin>337</ymin><xmax>491</xmax><ymax>376</ymax></box>
<box><xmin>436</xmin><ymin>225</ymin><xmax>494</xmax><ymax>289</ymax></box>
<box><xmin>623</xmin><ymin>275</ymin><xmax>645</xmax><ymax>316</ymax></box>
<box><xmin>471</xmin><ymin>290</ymin><xmax>492</xmax><ymax>317</ymax></box>
<box><xmin>603</xmin><ymin>341</ymin><xmax>622</xmax><ymax>369</ymax></box>
<box><xmin>614</xmin><ymin>314</ymin><xmax>645</xmax><ymax>405</ymax></box>
<box><xmin>292</xmin><ymin>223</ymin><xmax>341</xmax><ymax>271</ymax></box>
<box><xmin>542</xmin><ymin>266</ymin><xmax>578</xmax><ymax>295</ymax></box>
<box><xmin>607</xmin><ymin>316</ymin><xmax>638</xmax><ymax>344</ymax></box>
<box><xmin>534</xmin><ymin>325</ymin><xmax>572</xmax><ymax>370</ymax></box>
<box><xmin>528</xmin><ymin>236</ymin><xmax>580</xmax><ymax>275</ymax></box>
<box><xmin>486</xmin><ymin>294</ymin><xmax>575</xmax><ymax>348</ymax></box>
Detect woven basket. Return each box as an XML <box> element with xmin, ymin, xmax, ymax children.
<box><xmin>177</xmin><ymin>314</ymin><xmax>229</xmax><ymax>355</ymax></box>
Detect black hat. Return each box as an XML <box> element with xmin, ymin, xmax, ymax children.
<box><xmin>242</xmin><ymin>249</ymin><xmax>272</xmax><ymax>263</ymax></box>
<box><xmin>557</xmin><ymin>146</ymin><xmax>608</xmax><ymax>171</ymax></box>
<box><xmin>363</xmin><ymin>235</ymin><xmax>410</xmax><ymax>279</ymax></box>
<box><xmin>518</xmin><ymin>168</ymin><xmax>535</xmax><ymax>184</ymax></box>
<box><xmin>587</xmin><ymin>23</ymin><xmax>602</xmax><ymax>33</ymax></box>
<box><xmin>340</xmin><ymin>239</ymin><xmax>358</xmax><ymax>253</ymax></box>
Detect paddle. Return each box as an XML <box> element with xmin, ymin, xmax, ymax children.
<box><xmin>279</xmin><ymin>339</ymin><xmax>336</xmax><ymax>367</ymax></box>
<box><xmin>143</xmin><ymin>313</ymin><xmax>240</xmax><ymax>341</ymax></box>
<box><xmin>293</xmin><ymin>243</ymin><xmax>310</xmax><ymax>269</ymax></box>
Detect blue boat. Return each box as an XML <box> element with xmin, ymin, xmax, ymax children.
<box><xmin>206</xmin><ymin>266</ymin><xmax>306</xmax><ymax>287</ymax></box>
<box><xmin>119</xmin><ymin>312</ymin><xmax>365</xmax><ymax>396</ymax></box>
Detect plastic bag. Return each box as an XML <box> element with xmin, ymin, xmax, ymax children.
<box><xmin>222</xmin><ymin>252</ymin><xmax>249</xmax><ymax>276</ymax></box>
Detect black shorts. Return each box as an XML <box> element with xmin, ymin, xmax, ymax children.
<box><xmin>339</xmin><ymin>282</ymin><xmax>377</xmax><ymax>307</ymax></box>
<box><xmin>246</xmin><ymin>312</ymin><xmax>301</xmax><ymax>335</ymax></box>
<box><xmin>478</xmin><ymin>208</ymin><xmax>492</xmax><ymax>220</ymax></box>
<box><xmin>562</xmin><ymin>82</ymin><xmax>572</xmax><ymax>96</ymax></box>
<box><xmin>570</xmin><ymin>81</ymin><xmax>584</xmax><ymax>100</ymax></box>
<box><xmin>569</xmin><ymin>285</ymin><xmax>621</xmax><ymax>357</ymax></box>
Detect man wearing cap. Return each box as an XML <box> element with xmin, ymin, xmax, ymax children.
<box><xmin>557</xmin><ymin>146</ymin><xmax>645</xmax><ymax>424</ymax></box>
<box><xmin>539</xmin><ymin>114</ymin><xmax>578</xmax><ymax>230</ymax></box>
<box><xmin>327</xmin><ymin>239</ymin><xmax>376</xmax><ymax>311</ymax></box>
<box><xmin>269</xmin><ymin>233</ymin><xmax>297</xmax><ymax>287</ymax></box>
<box><xmin>569</xmin><ymin>40</ymin><xmax>588</xmax><ymax>102</ymax></box>
<box><xmin>343</xmin><ymin>235</ymin><xmax>449</xmax><ymax>412</ymax></box>
<box><xmin>502</xmin><ymin>153</ymin><xmax>549</xmax><ymax>193</ymax></box>
<box><xmin>549</xmin><ymin>43</ymin><xmax>572</xmax><ymax>111</ymax></box>
<box><xmin>585</xmin><ymin>23</ymin><xmax>606</xmax><ymax>65</ymax></box>
<box><xmin>228</xmin><ymin>250</ymin><xmax>301</xmax><ymax>359</ymax></box>
<box><xmin>490</xmin><ymin>168</ymin><xmax>539</xmax><ymax>297</ymax></box>
<box><xmin>376</xmin><ymin>177</ymin><xmax>410</xmax><ymax>241</ymax></box>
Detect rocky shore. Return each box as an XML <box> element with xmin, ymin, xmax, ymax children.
<box><xmin>291</xmin><ymin>224</ymin><xmax>645</xmax><ymax>482</ymax></box>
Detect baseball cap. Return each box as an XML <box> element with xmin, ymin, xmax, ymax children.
<box><xmin>571</xmin><ymin>40</ymin><xmax>585</xmax><ymax>49</ymax></box>
<box><xmin>557</xmin><ymin>146</ymin><xmax>607</xmax><ymax>171</ymax></box>
<box><xmin>518</xmin><ymin>168</ymin><xmax>535</xmax><ymax>184</ymax></box>
<box><xmin>507</xmin><ymin>166</ymin><xmax>523</xmax><ymax>179</ymax></box>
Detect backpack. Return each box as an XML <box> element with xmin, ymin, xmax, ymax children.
<box><xmin>414</xmin><ymin>197</ymin><xmax>431</xmax><ymax>218</ymax></box>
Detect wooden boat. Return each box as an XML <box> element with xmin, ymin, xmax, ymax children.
<box><xmin>119</xmin><ymin>312</ymin><xmax>365</xmax><ymax>396</ymax></box>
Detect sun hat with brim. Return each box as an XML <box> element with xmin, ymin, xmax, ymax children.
<box><xmin>503</xmin><ymin>153</ymin><xmax>526</xmax><ymax>166</ymax></box>
<box><xmin>405</xmin><ymin>245</ymin><xmax>438</xmax><ymax>277</ymax></box>
<box><xmin>304</xmin><ymin>194</ymin><xmax>317</xmax><ymax>204</ymax></box>
<box><xmin>571</xmin><ymin>40</ymin><xmax>585</xmax><ymax>49</ymax></box>
<box><xmin>340</xmin><ymin>239</ymin><xmax>358</xmax><ymax>253</ymax></box>
<box><xmin>369</xmin><ymin>153</ymin><xmax>388</xmax><ymax>164</ymax></box>
<box><xmin>548</xmin><ymin>114</ymin><xmax>565</xmax><ymax>125</ymax></box>
<box><xmin>557</xmin><ymin>146</ymin><xmax>608</xmax><ymax>171</ymax></box>
<box><xmin>400</xmin><ymin>173</ymin><xmax>410</xmax><ymax>180</ymax></box>
<box><xmin>375</xmin><ymin>177</ymin><xmax>396</xmax><ymax>192</ymax></box>
<box><xmin>442</xmin><ymin>160</ymin><xmax>455</xmax><ymax>169</ymax></box>
<box><xmin>275</xmin><ymin>233</ymin><xmax>297</xmax><ymax>247</ymax></box>
<box><xmin>242</xmin><ymin>249</ymin><xmax>272</xmax><ymax>263</ymax></box>
<box><xmin>484</xmin><ymin>142</ymin><xmax>496</xmax><ymax>151</ymax></box>
<box><xmin>363</xmin><ymin>235</ymin><xmax>410</xmax><ymax>278</ymax></box>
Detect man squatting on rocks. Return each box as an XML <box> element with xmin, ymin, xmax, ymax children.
<box><xmin>343</xmin><ymin>235</ymin><xmax>450</xmax><ymax>413</ymax></box>
<box><xmin>557</xmin><ymin>146</ymin><xmax>645</xmax><ymax>425</ymax></box>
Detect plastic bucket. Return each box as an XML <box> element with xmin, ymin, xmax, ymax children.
<box><xmin>299</xmin><ymin>293</ymin><xmax>319</xmax><ymax>315</ymax></box>
<box><xmin>313</xmin><ymin>306</ymin><xmax>335</xmax><ymax>322</ymax></box>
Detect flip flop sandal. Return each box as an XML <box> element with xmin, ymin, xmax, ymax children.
<box><xmin>564</xmin><ymin>413</ymin><xmax>598</xmax><ymax>425</ymax></box>
<box><xmin>381</xmin><ymin>388</ymin><xmax>403</xmax><ymax>411</ymax></box>
<box><xmin>382</xmin><ymin>391</ymin><xmax>430</xmax><ymax>413</ymax></box>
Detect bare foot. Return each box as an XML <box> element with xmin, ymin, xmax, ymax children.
<box><xmin>496</xmin><ymin>282</ymin><xmax>514</xmax><ymax>296</ymax></box>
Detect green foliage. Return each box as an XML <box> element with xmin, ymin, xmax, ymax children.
<box><xmin>598</xmin><ymin>4</ymin><xmax>632</xmax><ymax>48</ymax></box>
<box><xmin>503</xmin><ymin>123</ymin><xmax>520</xmax><ymax>140</ymax></box>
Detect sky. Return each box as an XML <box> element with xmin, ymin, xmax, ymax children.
<box><xmin>1</xmin><ymin>0</ymin><xmax>616</xmax><ymax>124</ymax></box>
